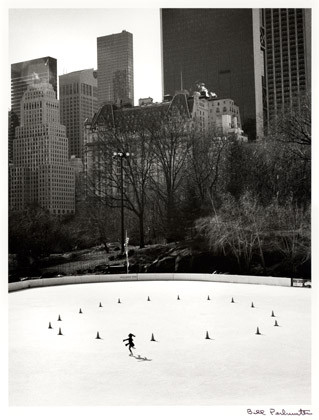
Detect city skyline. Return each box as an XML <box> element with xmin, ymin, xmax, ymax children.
<box><xmin>161</xmin><ymin>8</ymin><xmax>311</xmax><ymax>140</ymax></box>
<box><xmin>8</xmin><ymin>8</ymin><xmax>162</xmax><ymax>107</ymax></box>
<box><xmin>161</xmin><ymin>8</ymin><xmax>264</xmax><ymax>140</ymax></box>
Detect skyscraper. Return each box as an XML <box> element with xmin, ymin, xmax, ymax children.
<box><xmin>264</xmin><ymin>9</ymin><xmax>311</xmax><ymax>125</ymax></box>
<box><xmin>97</xmin><ymin>30</ymin><xmax>134</xmax><ymax>107</ymax></box>
<box><xmin>161</xmin><ymin>9</ymin><xmax>311</xmax><ymax>140</ymax></box>
<box><xmin>59</xmin><ymin>69</ymin><xmax>98</xmax><ymax>158</ymax></box>
<box><xmin>161</xmin><ymin>9</ymin><xmax>265</xmax><ymax>140</ymax></box>
<box><xmin>9</xmin><ymin>81</ymin><xmax>75</xmax><ymax>215</ymax></box>
<box><xmin>8</xmin><ymin>110</ymin><xmax>19</xmax><ymax>163</ymax></box>
<box><xmin>10</xmin><ymin>57</ymin><xmax>57</xmax><ymax>162</ymax></box>
<box><xmin>11</xmin><ymin>56</ymin><xmax>57</xmax><ymax>122</ymax></box>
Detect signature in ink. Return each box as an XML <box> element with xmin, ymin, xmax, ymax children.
<box><xmin>247</xmin><ymin>408</ymin><xmax>312</xmax><ymax>416</ymax></box>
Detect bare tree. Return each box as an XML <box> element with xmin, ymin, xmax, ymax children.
<box><xmin>84</xmin><ymin>108</ymin><xmax>157</xmax><ymax>248</ymax></box>
<box><xmin>187</xmin><ymin>130</ymin><xmax>229</xmax><ymax>205</ymax></box>
<box><xmin>268</xmin><ymin>91</ymin><xmax>311</xmax><ymax>161</ymax></box>
<box><xmin>196</xmin><ymin>193</ymin><xmax>310</xmax><ymax>276</ymax></box>
<box><xmin>195</xmin><ymin>192</ymin><xmax>267</xmax><ymax>272</ymax></box>
<box><xmin>150</xmin><ymin>109</ymin><xmax>193</xmax><ymax>241</ymax></box>
<box><xmin>263</xmin><ymin>198</ymin><xmax>311</xmax><ymax>280</ymax></box>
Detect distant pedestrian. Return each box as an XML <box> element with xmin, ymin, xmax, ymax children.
<box><xmin>123</xmin><ymin>333</ymin><xmax>136</xmax><ymax>356</ymax></box>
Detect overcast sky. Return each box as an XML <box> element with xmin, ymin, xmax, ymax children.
<box><xmin>9</xmin><ymin>8</ymin><xmax>162</xmax><ymax>105</ymax></box>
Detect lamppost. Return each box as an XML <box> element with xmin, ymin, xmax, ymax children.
<box><xmin>113</xmin><ymin>151</ymin><xmax>130</xmax><ymax>253</ymax></box>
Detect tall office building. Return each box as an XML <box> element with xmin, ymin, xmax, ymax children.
<box><xmin>161</xmin><ymin>9</ymin><xmax>311</xmax><ymax>140</ymax></box>
<box><xmin>161</xmin><ymin>9</ymin><xmax>265</xmax><ymax>140</ymax></box>
<box><xmin>264</xmin><ymin>9</ymin><xmax>311</xmax><ymax>125</ymax></box>
<box><xmin>97</xmin><ymin>30</ymin><xmax>134</xmax><ymax>107</ymax></box>
<box><xmin>59</xmin><ymin>69</ymin><xmax>98</xmax><ymax>158</ymax></box>
<box><xmin>10</xmin><ymin>57</ymin><xmax>57</xmax><ymax>161</ymax></box>
<box><xmin>9</xmin><ymin>81</ymin><xmax>75</xmax><ymax>215</ymax></box>
<box><xmin>11</xmin><ymin>57</ymin><xmax>57</xmax><ymax>122</ymax></box>
<box><xmin>8</xmin><ymin>110</ymin><xmax>19</xmax><ymax>163</ymax></box>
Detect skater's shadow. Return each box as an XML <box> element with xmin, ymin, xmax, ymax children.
<box><xmin>133</xmin><ymin>355</ymin><xmax>152</xmax><ymax>362</ymax></box>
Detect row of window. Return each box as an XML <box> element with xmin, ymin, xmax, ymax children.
<box><xmin>60</xmin><ymin>83</ymin><xmax>95</xmax><ymax>97</ymax></box>
<box><xmin>15</xmin><ymin>130</ymin><xmax>67</xmax><ymax>139</ymax></box>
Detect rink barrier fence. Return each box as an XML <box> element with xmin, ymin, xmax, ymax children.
<box><xmin>8</xmin><ymin>273</ymin><xmax>291</xmax><ymax>292</ymax></box>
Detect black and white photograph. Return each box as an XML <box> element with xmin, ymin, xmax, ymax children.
<box><xmin>2</xmin><ymin>0</ymin><xmax>318</xmax><ymax>418</ymax></box>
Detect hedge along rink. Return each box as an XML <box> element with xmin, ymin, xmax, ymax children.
<box><xmin>8</xmin><ymin>273</ymin><xmax>291</xmax><ymax>292</ymax></box>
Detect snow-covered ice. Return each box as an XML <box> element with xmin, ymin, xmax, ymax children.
<box><xmin>9</xmin><ymin>280</ymin><xmax>311</xmax><ymax>406</ymax></box>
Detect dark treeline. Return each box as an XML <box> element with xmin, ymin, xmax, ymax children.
<box><xmin>9</xmin><ymin>93</ymin><xmax>311</xmax><ymax>278</ymax></box>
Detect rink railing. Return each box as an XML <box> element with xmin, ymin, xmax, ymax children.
<box><xmin>8</xmin><ymin>273</ymin><xmax>291</xmax><ymax>292</ymax></box>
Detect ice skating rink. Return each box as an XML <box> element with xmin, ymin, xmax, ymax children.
<box><xmin>9</xmin><ymin>280</ymin><xmax>311</xmax><ymax>406</ymax></box>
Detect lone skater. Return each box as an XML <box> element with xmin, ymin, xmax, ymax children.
<box><xmin>123</xmin><ymin>333</ymin><xmax>136</xmax><ymax>356</ymax></box>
